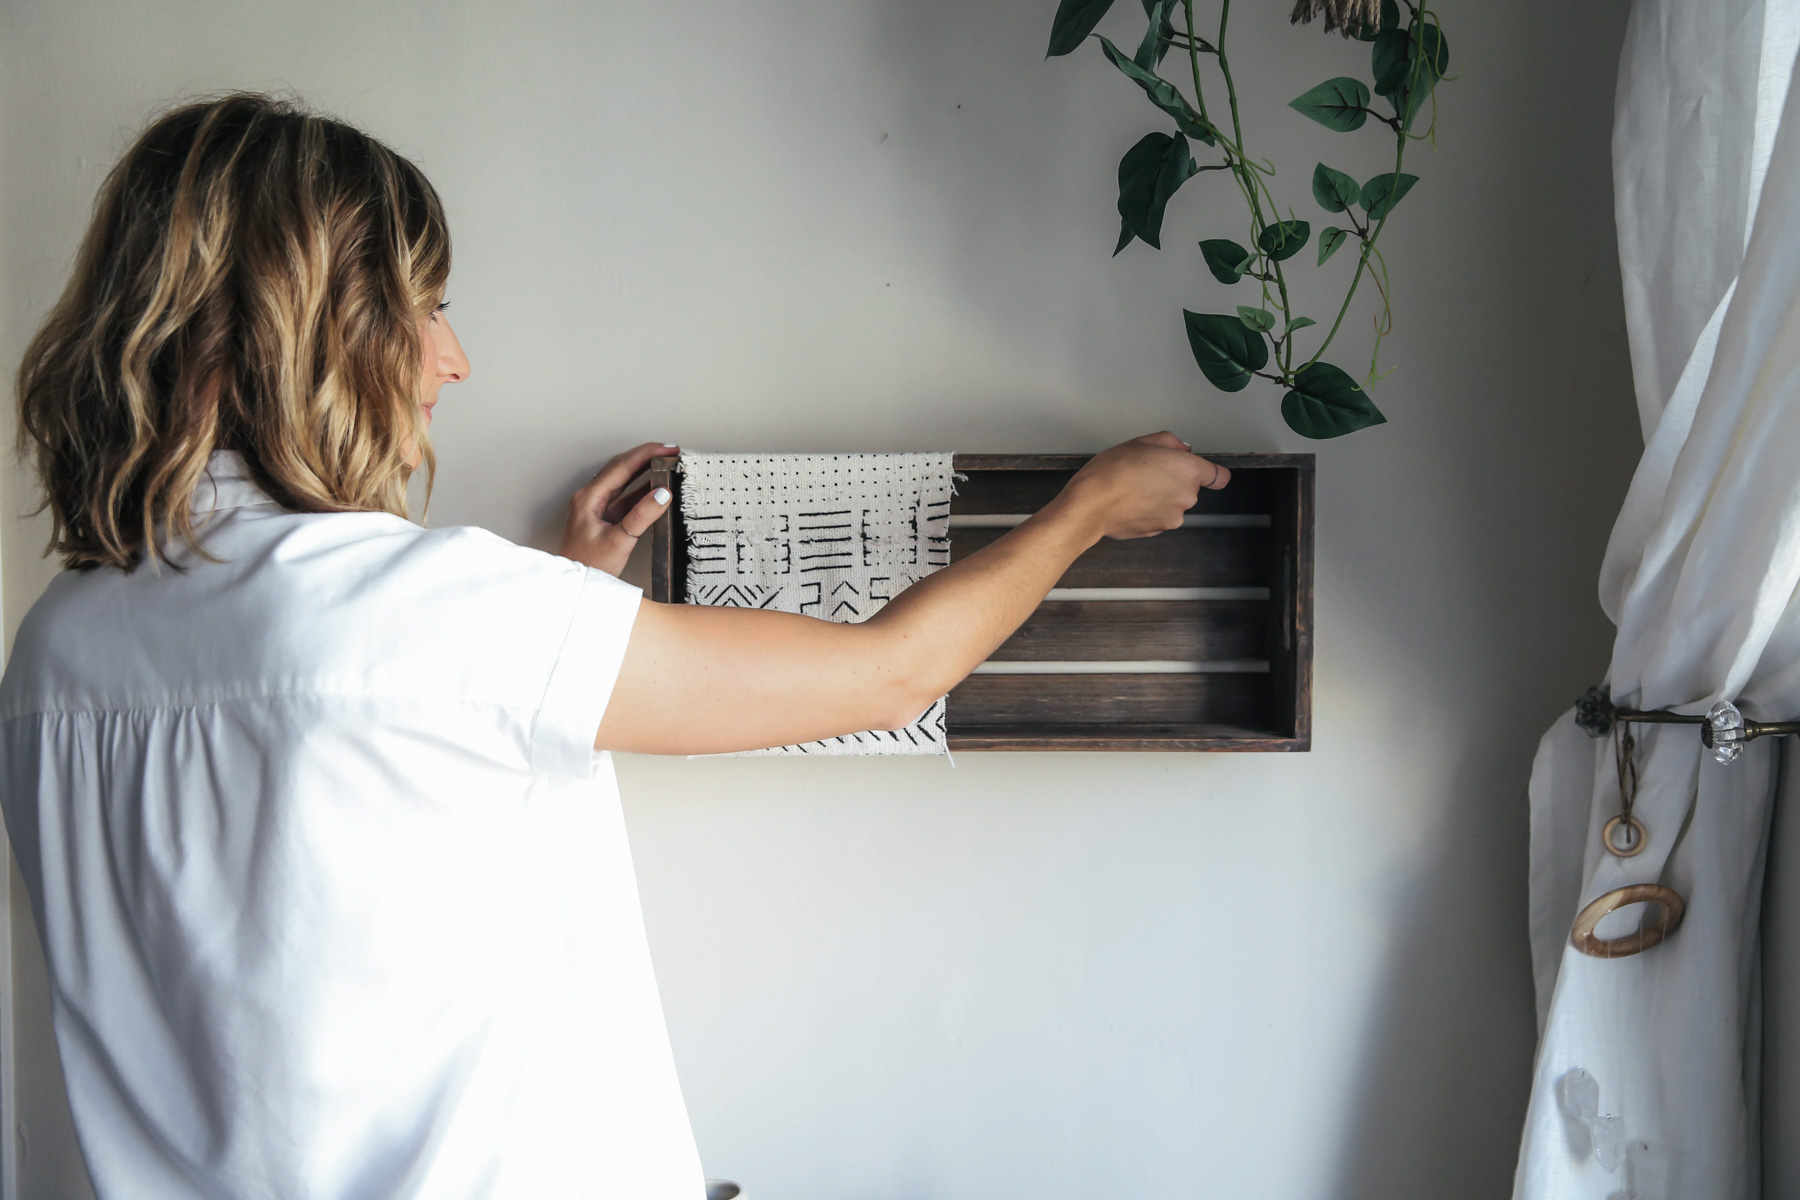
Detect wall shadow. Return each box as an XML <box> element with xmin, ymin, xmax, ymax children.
<box><xmin>860</xmin><ymin>0</ymin><xmax>1638</xmax><ymax>1195</ymax></box>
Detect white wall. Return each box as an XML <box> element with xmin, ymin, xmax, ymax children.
<box><xmin>0</xmin><ymin>2</ymin><xmax>1637</xmax><ymax>1197</ymax></box>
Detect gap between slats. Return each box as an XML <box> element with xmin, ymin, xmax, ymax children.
<box><xmin>950</xmin><ymin>513</ymin><xmax>1272</xmax><ymax>529</ymax></box>
<box><xmin>1043</xmin><ymin>586</ymin><xmax>1269</xmax><ymax>601</ymax></box>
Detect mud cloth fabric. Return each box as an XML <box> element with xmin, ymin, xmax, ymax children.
<box><xmin>0</xmin><ymin>452</ymin><xmax>704</xmax><ymax>1200</ymax></box>
<box><xmin>678</xmin><ymin>451</ymin><xmax>955</xmax><ymax>755</ymax></box>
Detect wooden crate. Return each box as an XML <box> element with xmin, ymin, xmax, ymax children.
<box><xmin>647</xmin><ymin>453</ymin><xmax>1313</xmax><ymax>752</ymax></box>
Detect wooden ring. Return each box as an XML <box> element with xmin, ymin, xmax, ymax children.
<box><xmin>1602</xmin><ymin>814</ymin><xmax>1647</xmax><ymax>858</ymax></box>
<box><xmin>1569</xmin><ymin>884</ymin><xmax>1686</xmax><ymax>958</ymax></box>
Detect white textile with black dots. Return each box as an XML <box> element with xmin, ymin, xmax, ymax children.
<box><xmin>677</xmin><ymin>451</ymin><xmax>956</xmax><ymax>755</ymax></box>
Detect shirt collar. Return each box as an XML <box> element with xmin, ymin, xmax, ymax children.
<box><xmin>192</xmin><ymin>451</ymin><xmax>277</xmax><ymax>514</ymax></box>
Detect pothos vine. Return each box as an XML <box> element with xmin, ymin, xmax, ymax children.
<box><xmin>1048</xmin><ymin>0</ymin><xmax>1451</xmax><ymax>438</ymax></box>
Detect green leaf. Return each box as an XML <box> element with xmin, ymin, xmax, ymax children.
<box><xmin>1287</xmin><ymin>77</ymin><xmax>1371</xmax><ymax>132</ymax></box>
<box><xmin>1114</xmin><ymin>131</ymin><xmax>1197</xmax><ymax>252</ymax></box>
<box><xmin>1311</xmin><ymin>163</ymin><xmax>1361</xmax><ymax>213</ymax></box>
<box><xmin>1317</xmin><ymin>226</ymin><xmax>1350</xmax><ymax>265</ymax></box>
<box><xmin>1359</xmin><ymin>171</ymin><xmax>1418</xmax><ymax>220</ymax></box>
<box><xmin>1200</xmin><ymin>238</ymin><xmax>1253</xmax><ymax>284</ymax></box>
<box><xmin>1236</xmin><ymin>305</ymin><xmax>1276</xmax><ymax>333</ymax></box>
<box><xmin>1281</xmin><ymin>362</ymin><xmax>1386</xmax><ymax>438</ymax></box>
<box><xmin>1373</xmin><ymin>23</ymin><xmax>1450</xmax><ymax>94</ymax></box>
<box><xmin>1258</xmin><ymin>219</ymin><xmax>1311</xmax><ymax>262</ymax></box>
<box><xmin>1048</xmin><ymin>0</ymin><xmax>1118</xmax><ymax>56</ymax></box>
<box><xmin>1184</xmin><ymin>311</ymin><xmax>1269</xmax><ymax>392</ymax></box>
<box><xmin>1135</xmin><ymin>0</ymin><xmax>1178</xmax><ymax>67</ymax></box>
<box><xmin>1097</xmin><ymin>36</ymin><xmax>1215</xmax><ymax>143</ymax></box>
<box><xmin>1370</xmin><ymin>29</ymin><xmax>1408</xmax><ymax>93</ymax></box>
<box><xmin>1372</xmin><ymin>23</ymin><xmax>1449</xmax><ymax>127</ymax></box>
<box><xmin>1283</xmin><ymin>316</ymin><xmax>1317</xmax><ymax>336</ymax></box>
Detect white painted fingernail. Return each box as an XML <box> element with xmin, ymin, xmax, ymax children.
<box><xmin>653</xmin><ymin>487</ymin><xmax>671</xmax><ymax>504</ymax></box>
<box><xmin>661</xmin><ymin>442</ymin><xmax>679</xmax><ymax>449</ymax></box>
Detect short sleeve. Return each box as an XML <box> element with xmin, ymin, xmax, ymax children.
<box><xmin>528</xmin><ymin>567</ymin><xmax>643</xmax><ymax>777</ymax></box>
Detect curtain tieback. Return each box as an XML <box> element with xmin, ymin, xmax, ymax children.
<box><xmin>1570</xmin><ymin>884</ymin><xmax>1687</xmax><ymax>958</ymax></box>
<box><xmin>1562</xmin><ymin>692</ymin><xmax>1797</xmax><ymax>958</ymax></box>
<box><xmin>1577</xmin><ymin>688</ymin><xmax>1798</xmax><ymax>765</ymax></box>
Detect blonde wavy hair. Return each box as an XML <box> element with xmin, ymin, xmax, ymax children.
<box><xmin>16</xmin><ymin>92</ymin><xmax>450</xmax><ymax>571</ymax></box>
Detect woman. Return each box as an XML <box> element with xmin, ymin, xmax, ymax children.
<box><xmin>0</xmin><ymin>94</ymin><xmax>1225</xmax><ymax>1199</ymax></box>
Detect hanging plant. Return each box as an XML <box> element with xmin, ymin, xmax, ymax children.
<box><xmin>1048</xmin><ymin>0</ymin><xmax>1451</xmax><ymax>438</ymax></box>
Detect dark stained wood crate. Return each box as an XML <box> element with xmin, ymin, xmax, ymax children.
<box><xmin>647</xmin><ymin>452</ymin><xmax>1313</xmax><ymax>752</ymax></box>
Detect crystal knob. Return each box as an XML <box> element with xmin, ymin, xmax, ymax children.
<box><xmin>1706</xmin><ymin>700</ymin><xmax>1746</xmax><ymax>765</ymax></box>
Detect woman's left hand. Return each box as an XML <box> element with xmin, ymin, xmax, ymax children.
<box><xmin>558</xmin><ymin>442</ymin><xmax>677</xmax><ymax>576</ymax></box>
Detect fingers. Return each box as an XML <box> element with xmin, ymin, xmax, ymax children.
<box><xmin>603</xmin><ymin>479</ymin><xmax>655</xmax><ymax>525</ymax></box>
<box><xmin>580</xmin><ymin>441</ymin><xmax>679</xmax><ymax>510</ymax></box>
<box><xmin>1134</xmin><ymin>434</ymin><xmax>1227</xmax><ymax>489</ymax></box>
<box><xmin>617</xmin><ymin>486</ymin><xmax>673</xmax><ymax>539</ymax></box>
<box><xmin>574</xmin><ymin>485</ymin><xmax>671</xmax><ymax>576</ymax></box>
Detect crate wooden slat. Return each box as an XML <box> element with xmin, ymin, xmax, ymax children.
<box><xmin>987</xmin><ymin>600</ymin><xmax>1267</xmax><ymax>662</ymax></box>
<box><xmin>646</xmin><ymin>452</ymin><xmax>1313</xmax><ymax>751</ymax></box>
<box><xmin>935</xmin><ymin>722</ymin><xmax>1288</xmax><ymax>752</ymax></box>
<box><xmin>948</xmin><ymin>672</ymin><xmax>1271</xmax><ymax>725</ymax></box>
<box><xmin>950</xmin><ymin>525</ymin><xmax>1270</xmax><ymax>588</ymax></box>
<box><xmin>951</xmin><ymin>458</ymin><xmax>1278</xmax><ymax>515</ymax></box>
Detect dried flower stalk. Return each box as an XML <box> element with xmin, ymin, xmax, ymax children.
<box><xmin>1290</xmin><ymin>0</ymin><xmax>1381</xmax><ymax>36</ymax></box>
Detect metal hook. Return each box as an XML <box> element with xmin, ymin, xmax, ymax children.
<box><xmin>1614</xmin><ymin>699</ymin><xmax>1800</xmax><ymax>765</ymax></box>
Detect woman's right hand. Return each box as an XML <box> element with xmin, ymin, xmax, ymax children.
<box><xmin>1050</xmin><ymin>432</ymin><xmax>1230</xmax><ymax>541</ymax></box>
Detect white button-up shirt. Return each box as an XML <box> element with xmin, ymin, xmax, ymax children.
<box><xmin>0</xmin><ymin>453</ymin><xmax>704</xmax><ymax>1199</ymax></box>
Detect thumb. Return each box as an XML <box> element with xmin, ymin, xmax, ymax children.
<box><xmin>617</xmin><ymin>486</ymin><xmax>673</xmax><ymax>539</ymax></box>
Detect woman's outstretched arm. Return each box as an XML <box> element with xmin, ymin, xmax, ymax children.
<box><xmin>588</xmin><ymin>433</ymin><xmax>1226</xmax><ymax>756</ymax></box>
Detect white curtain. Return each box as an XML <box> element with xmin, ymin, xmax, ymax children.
<box><xmin>1515</xmin><ymin>2</ymin><xmax>1800</xmax><ymax>1197</ymax></box>
<box><xmin>1611</xmin><ymin>0</ymin><xmax>1784</xmax><ymax>440</ymax></box>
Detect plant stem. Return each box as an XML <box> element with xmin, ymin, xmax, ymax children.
<box><xmin>1179</xmin><ymin>0</ymin><xmax>1211</xmax><ymax>127</ymax></box>
<box><xmin>1306</xmin><ymin>131</ymin><xmax>1404</xmax><ymax>370</ymax></box>
<box><xmin>1304</xmin><ymin>19</ymin><xmax>1421</xmax><ymax>371</ymax></box>
<box><xmin>1364</xmin><ymin>245</ymin><xmax>1395</xmax><ymax>379</ymax></box>
<box><xmin>1180</xmin><ymin>4</ymin><xmax>1259</xmax><ymax>185</ymax></box>
<box><xmin>1213</xmin><ymin>0</ymin><xmax>1295</xmax><ymax>376</ymax></box>
<box><xmin>1182</xmin><ymin>3</ymin><xmax>1255</xmax><ymax>244</ymax></box>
